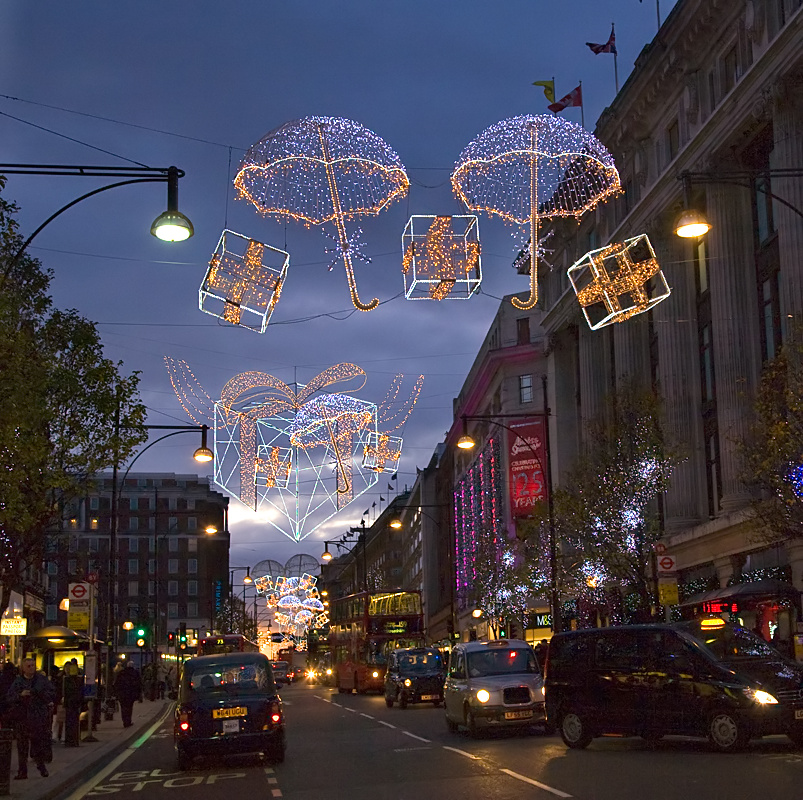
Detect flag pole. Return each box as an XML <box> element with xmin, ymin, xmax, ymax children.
<box><xmin>656</xmin><ymin>0</ymin><xmax>661</xmax><ymax>31</ymax></box>
<box><xmin>612</xmin><ymin>22</ymin><xmax>619</xmax><ymax>94</ymax></box>
<box><xmin>579</xmin><ymin>80</ymin><xmax>585</xmax><ymax>128</ymax></box>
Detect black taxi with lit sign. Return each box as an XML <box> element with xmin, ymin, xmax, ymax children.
<box><xmin>173</xmin><ymin>652</ymin><xmax>285</xmax><ymax>769</ymax></box>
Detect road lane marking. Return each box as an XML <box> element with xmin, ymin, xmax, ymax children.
<box><xmin>343</xmin><ymin>707</ymin><xmax>357</xmax><ymax>713</ymax></box>
<box><xmin>500</xmin><ymin>769</ymin><xmax>572</xmax><ymax>798</ymax></box>
<box><xmin>271</xmin><ymin>790</ymin><xmax>282</xmax><ymax>798</ymax></box>
<box><xmin>360</xmin><ymin>713</ymin><xmax>374</xmax><ymax>719</ymax></box>
<box><xmin>442</xmin><ymin>746</ymin><xmax>480</xmax><ymax>759</ymax></box>
<box><xmin>402</xmin><ymin>730</ymin><xmax>430</xmax><ymax>743</ymax></box>
<box><xmin>66</xmin><ymin>706</ymin><xmax>175</xmax><ymax>800</ymax></box>
<box><xmin>378</xmin><ymin>720</ymin><xmax>396</xmax><ymax>728</ymax></box>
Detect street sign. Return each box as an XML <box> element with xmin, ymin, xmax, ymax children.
<box><xmin>657</xmin><ymin>555</ymin><xmax>676</xmax><ymax>573</ymax></box>
<box><xmin>654</xmin><ymin>542</ymin><xmax>667</xmax><ymax>555</ymax></box>
<box><xmin>86</xmin><ymin>572</ymin><xmax>99</xmax><ymax>584</ymax></box>
<box><xmin>68</xmin><ymin>582</ymin><xmax>90</xmax><ymax>600</ymax></box>
<box><xmin>0</xmin><ymin>618</ymin><xmax>27</xmax><ymax>636</ymax></box>
<box><xmin>658</xmin><ymin>579</ymin><xmax>679</xmax><ymax>606</ymax></box>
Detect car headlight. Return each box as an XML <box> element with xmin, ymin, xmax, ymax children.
<box><xmin>326</xmin><ymin>669</ymin><xmax>332</xmax><ymax>675</ymax></box>
<box><xmin>744</xmin><ymin>688</ymin><xmax>778</xmax><ymax>705</ymax></box>
<box><xmin>540</xmin><ymin>685</ymin><xmax>545</xmax><ymax>697</ymax></box>
<box><xmin>372</xmin><ymin>671</ymin><xmax>379</xmax><ymax>678</ymax></box>
<box><xmin>476</xmin><ymin>689</ymin><xmax>490</xmax><ymax>704</ymax></box>
<box><xmin>404</xmin><ymin>678</ymin><xmax>412</xmax><ymax>687</ymax></box>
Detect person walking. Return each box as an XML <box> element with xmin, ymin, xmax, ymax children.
<box><xmin>113</xmin><ymin>663</ymin><xmax>142</xmax><ymax>728</ymax></box>
<box><xmin>6</xmin><ymin>657</ymin><xmax>56</xmax><ymax>779</ymax></box>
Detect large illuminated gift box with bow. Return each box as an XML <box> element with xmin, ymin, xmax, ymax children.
<box><xmin>199</xmin><ymin>229</ymin><xmax>289</xmax><ymax>333</ymax></box>
<box><xmin>567</xmin><ymin>234</ymin><xmax>670</xmax><ymax>330</ymax></box>
<box><xmin>401</xmin><ymin>215</ymin><xmax>481</xmax><ymax>300</ymax></box>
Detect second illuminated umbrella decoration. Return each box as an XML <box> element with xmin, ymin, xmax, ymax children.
<box><xmin>451</xmin><ymin>114</ymin><xmax>621</xmax><ymax>310</ymax></box>
<box><xmin>235</xmin><ymin>116</ymin><xmax>410</xmax><ymax>311</ymax></box>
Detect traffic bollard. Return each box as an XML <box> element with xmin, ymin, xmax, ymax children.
<box><xmin>0</xmin><ymin>728</ymin><xmax>12</xmax><ymax>796</ymax></box>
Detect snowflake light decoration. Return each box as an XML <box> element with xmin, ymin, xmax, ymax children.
<box><xmin>452</xmin><ymin>114</ymin><xmax>620</xmax><ymax>310</ymax></box>
<box><xmin>164</xmin><ymin>358</ymin><xmax>423</xmax><ymax>542</ymax></box>
<box><xmin>401</xmin><ymin>215</ymin><xmax>482</xmax><ymax>300</ymax></box>
<box><xmin>235</xmin><ymin>116</ymin><xmax>409</xmax><ymax>311</ymax></box>
<box><xmin>198</xmin><ymin>230</ymin><xmax>289</xmax><ymax>333</ymax></box>
<box><xmin>568</xmin><ymin>234</ymin><xmax>671</xmax><ymax>329</ymax></box>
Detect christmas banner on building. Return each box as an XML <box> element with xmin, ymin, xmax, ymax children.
<box><xmin>507</xmin><ymin>418</ymin><xmax>548</xmax><ymax>519</ymax></box>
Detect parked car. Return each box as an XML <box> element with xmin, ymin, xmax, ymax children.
<box><xmin>173</xmin><ymin>652</ymin><xmax>285</xmax><ymax>769</ymax></box>
<box><xmin>444</xmin><ymin>639</ymin><xmax>545</xmax><ymax>737</ymax></box>
<box><xmin>545</xmin><ymin>619</ymin><xmax>803</xmax><ymax>752</ymax></box>
<box><xmin>385</xmin><ymin>647</ymin><xmax>445</xmax><ymax>709</ymax></box>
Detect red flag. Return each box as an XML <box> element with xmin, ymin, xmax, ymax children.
<box><xmin>586</xmin><ymin>25</ymin><xmax>617</xmax><ymax>55</ymax></box>
<box><xmin>548</xmin><ymin>85</ymin><xmax>582</xmax><ymax>114</ymax></box>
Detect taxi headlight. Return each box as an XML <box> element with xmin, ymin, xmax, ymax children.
<box><xmin>372</xmin><ymin>671</ymin><xmax>379</xmax><ymax>678</ymax></box>
<box><xmin>745</xmin><ymin>688</ymin><xmax>778</xmax><ymax>705</ymax></box>
<box><xmin>404</xmin><ymin>678</ymin><xmax>412</xmax><ymax>687</ymax></box>
<box><xmin>326</xmin><ymin>669</ymin><xmax>332</xmax><ymax>675</ymax></box>
<box><xmin>476</xmin><ymin>689</ymin><xmax>490</xmax><ymax>704</ymax></box>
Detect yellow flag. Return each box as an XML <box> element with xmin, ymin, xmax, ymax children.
<box><xmin>532</xmin><ymin>80</ymin><xmax>555</xmax><ymax>103</ymax></box>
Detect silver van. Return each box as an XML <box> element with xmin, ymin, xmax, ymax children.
<box><xmin>444</xmin><ymin>639</ymin><xmax>545</xmax><ymax>737</ymax></box>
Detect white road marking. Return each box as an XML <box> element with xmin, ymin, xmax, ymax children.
<box><xmin>378</xmin><ymin>720</ymin><xmax>396</xmax><ymax>729</ymax></box>
<box><xmin>442</xmin><ymin>746</ymin><xmax>480</xmax><ymax>759</ymax></box>
<box><xmin>402</xmin><ymin>730</ymin><xmax>431</xmax><ymax>743</ymax></box>
<box><xmin>264</xmin><ymin>767</ymin><xmax>275</xmax><ymax>775</ymax></box>
<box><xmin>271</xmin><ymin>790</ymin><xmax>282</xmax><ymax>798</ymax></box>
<box><xmin>267</xmin><ymin>777</ymin><xmax>278</xmax><ymax>785</ymax></box>
<box><xmin>343</xmin><ymin>707</ymin><xmax>357</xmax><ymax>713</ymax></box>
<box><xmin>360</xmin><ymin>713</ymin><xmax>374</xmax><ymax>719</ymax></box>
<box><xmin>500</xmin><ymin>769</ymin><xmax>572</xmax><ymax>798</ymax></box>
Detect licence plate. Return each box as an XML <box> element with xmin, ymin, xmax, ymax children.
<box><xmin>795</xmin><ymin>710</ymin><xmax>803</xmax><ymax>720</ymax></box>
<box><xmin>222</xmin><ymin>719</ymin><xmax>240</xmax><ymax>733</ymax></box>
<box><xmin>213</xmin><ymin>706</ymin><xmax>247</xmax><ymax>719</ymax></box>
<box><xmin>504</xmin><ymin>710</ymin><xmax>533</xmax><ymax>720</ymax></box>
<box><xmin>421</xmin><ymin>694</ymin><xmax>437</xmax><ymax>701</ymax></box>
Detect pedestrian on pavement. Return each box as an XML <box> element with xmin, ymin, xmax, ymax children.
<box><xmin>114</xmin><ymin>662</ymin><xmax>142</xmax><ymax>728</ymax></box>
<box><xmin>6</xmin><ymin>657</ymin><xmax>56</xmax><ymax>779</ymax></box>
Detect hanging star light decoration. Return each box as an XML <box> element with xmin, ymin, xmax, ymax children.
<box><xmin>164</xmin><ymin>357</ymin><xmax>423</xmax><ymax>542</ymax></box>
<box><xmin>235</xmin><ymin>116</ymin><xmax>409</xmax><ymax>311</ymax></box>
<box><xmin>451</xmin><ymin>114</ymin><xmax>620</xmax><ymax>310</ymax></box>
<box><xmin>198</xmin><ymin>230</ymin><xmax>289</xmax><ymax>333</ymax></box>
<box><xmin>401</xmin><ymin>215</ymin><xmax>482</xmax><ymax>300</ymax></box>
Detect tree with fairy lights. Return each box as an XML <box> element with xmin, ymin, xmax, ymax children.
<box><xmin>553</xmin><ymin>382</ymin><xmax>679</xmax><ymax>622</ymax></box>
<box><xmin>738</xmin><ymin>336</ymin><xmax>803</xmax><ymax>544</ymax></box>
<box><xmin>0</xmin><ymin>180</ymin><xmax>146</xmax><ymax>615</ymax></box>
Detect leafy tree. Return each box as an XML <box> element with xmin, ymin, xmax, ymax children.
<box><xmin>552</xmin><ymin>382</ymin><xmax>679</xmax><ymax>621</ymax></box>
<box><xmin>0</xmin><ymin>180</ymin><xmax>147</xmax><ymax>614</ymax></box>
<box><xmin>213</xmin><ymin>595</ymin><xmax>258</xmax><ymax>641</ymax></box>
<box><xmin>738</xmin><ymin>340</ymin><xmax>803</xmax><ymax>543</ymax></box>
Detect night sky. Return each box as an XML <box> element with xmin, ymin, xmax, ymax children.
<box><xmin>2</xmin><ymin>1</ymin><xmax>677</xmax><ymax>571</ymax></box>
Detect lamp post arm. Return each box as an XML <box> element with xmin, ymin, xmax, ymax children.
<box><xmin>0</xmin><ymin>177</ymin><xmax>165</xmax><ymax>289</ymax></box>
<box><xmin>118</xmin><ymin>429</ymin><xmax>199</xmax><ymax>494</ymax></box>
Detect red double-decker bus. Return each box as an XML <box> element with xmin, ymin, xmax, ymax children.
<box><xmin>197</xmin><ymin>634</ymin><xmax>260</xmax><ymax>656</ymax></box>
<box><xmin>329</xmin><ymin>591</ymin><xmax>425</xmax><ymax>694</ymax></box>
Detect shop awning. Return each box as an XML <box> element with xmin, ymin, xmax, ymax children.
<box><xmin>680</xmin><ymin>578</ymin><xmax>798</xmax><ymax>608</ymax></box>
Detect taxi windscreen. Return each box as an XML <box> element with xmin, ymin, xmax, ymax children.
<box><xmin>184</xmin><ymin>660</ymin><xmax>274</xmax><ymax>698</ymax></box>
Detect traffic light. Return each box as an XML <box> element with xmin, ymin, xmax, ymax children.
<box><xmin>136</xmin><ymin>624</ymin><xmax>147</xmax><ymax>648</ymax></box>
<box><xmin>508</xmin><ymin>622</ymin><xmax>518</xmax><ymax>640</ymax></box>
<box><xmin>498</xmin><ymin>620</ymin><xmax>507</xmax><ymax>638</ymax></box>
<box><xmin>179</xmin><ymin>622</ymin><xmax>187</xmax><ymax>643</ymax></box>
<box><xmin>167</xmin><ymin>631</ymin><xmax>175</xmax><ymax>646</ymax></box>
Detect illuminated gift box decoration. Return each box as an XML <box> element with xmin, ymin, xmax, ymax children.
<box><xmin>362</xmin><ymin>432</ymin><xmax>403</xmax><ymax>473</ymax></box>
<box><xmin>199</xmin><ymin>229</ymin><xmax>289</xmax><ymax>333</ymax></box>
<box><xmin>401</xmin><ymin>215</ymin><xmax>481</xmax><ymax>300</ymax></box>
<box><xmin>567</xmin><ymin>234</ymin><xmax>670</xmax><ymax>330</ymax></box>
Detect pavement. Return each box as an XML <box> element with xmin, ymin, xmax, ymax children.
<box><xmin>3</xmin><ymin>699</ymin><xmax>172</xmax><ymax>800</ymax></box>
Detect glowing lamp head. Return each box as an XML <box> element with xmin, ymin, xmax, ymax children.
<box><xmin>457</xmin><ymin>434</ymin><xmax>476</xmax><ymax>450</ymax></box>
<box><xmin>321</xmin><ymin>545</ymin><xmax>333</xmax><ymax>562</ymax></box>
<box><xmin>389</xmin><ymin>517</ymin><xmax>402</xmax><ymax>529</ymax></box>
<box><xmin>193</xmin><ymin>446</ymin><xmax>214</xmax><ymax>463</ymax></box>
<box><xmin>151</xmin><ymin>210</ymin><xmax>194</xmax><ymax>242</ymax></box>
<box><xmin>471</xmin><ymin>608</ymin><xmax>483</xmax><ymax>619</ymax></box>
<box><xmin>674</xmin><ymin>208</ymin><xmax>711</xmax><ymax>238</ymax></box>
<box><xmin>404</xmin><ymin>678</ymin><xmax>412</xmax><ymax>687</ymax></box>
<box><xmin>205</xmin><ymin>525</ymin><xmax>217</xmax><ymax>535</ymax></box>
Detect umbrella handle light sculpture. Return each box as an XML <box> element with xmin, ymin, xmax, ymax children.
<box><xmin>518</xmin><ymin>122</ymin><xmax>541</xmax><ymax>310</ymax></box>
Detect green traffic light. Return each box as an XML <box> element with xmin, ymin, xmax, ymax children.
<box><xmin>136</xmin><ymin>628</ymin><xmax>146</xmax><ymax>637</ymax></box>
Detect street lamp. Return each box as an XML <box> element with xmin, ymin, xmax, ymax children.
<box><xmin>0</xmin><ymin>164</ymin><xmax>194</xmax><ymax>288</ymax></box>
<box><xmin>320</xmin><ymin>525</ymin><xmax>367</xmax><ymax>592</ymax></box>
<box><xmin>674</xmin><ymin>169</ymin><xmax>803</xmax><ymax>238</ymax></box>
<box><xmin>456</xmin><ymin>376</ymin><xmax>560</xmax><ymax>634</ymax></box>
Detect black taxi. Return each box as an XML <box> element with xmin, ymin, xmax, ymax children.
<box><xmin>174</xmin><ymin>652</ymin><xmax>285</xmax><ymax>769</ymax></box>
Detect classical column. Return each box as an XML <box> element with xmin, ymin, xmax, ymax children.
<box><xmin>652</xmin><ymin>229</ymin><xmax>706</xmax><ymax>529</ymax></box>
<box><xmin>771</xmin><ymin>72</ymin><xmax>803</xmax><ymax>340</ymax></box>
<box><xmin>578</xmin><ymin>322</ymin><xmax>609</xmax><ymax>435</ymax></box>
<box><xmin>613</xmin><ymin>310</ymin><xmax>650</xmax><ymax>385</ymax></box>
<box><xmin>707</xmin><ymin>183</ymin><xmax>761</xmax><ymax>511</ymax></box>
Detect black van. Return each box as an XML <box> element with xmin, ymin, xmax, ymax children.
<box><xmin>545</xmin><ymin>620</ymin><xmax>803</xmax><ymax>752</ymax></box>
<box><xmin>174</xmin><ymin>652</ymin><xmax>285</xmax><ymax>769</ymax></box>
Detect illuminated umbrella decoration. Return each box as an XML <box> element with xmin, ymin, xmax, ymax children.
<box><xmin>451</xmin><ymin>114</ymin><xmax>620</xmax><ymax>310</ymax></box>
<box><xmin>235</xmin><ymin>116</ymin><xmax>410</xmax><ymax>311</ymax></box>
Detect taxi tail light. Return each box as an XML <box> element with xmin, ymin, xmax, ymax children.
<box><xmin>270</xmin><ymin>701</ymin><xmax>282</xmax><ymax>724</ymax></box>
<box><xmin>178</xmin><ymin>711</ymin><xmax>191</xmax><ymax>732</ymax></box>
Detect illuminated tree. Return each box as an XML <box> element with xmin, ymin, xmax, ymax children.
<box><xmin>738</xmin><ymin>338</ymin><xmax>803</xmax><ymax>543</ymax></box>
<box><xmin>214</xmin><ymin>595</ymin><xmax>258</xmax><ymax>641</ymax></box>
<box><xmin>553</xmin><ymin>382</ymin><xmax>679</xmax><ymax>621</ymax></box>
<box><xmin>0</xmin><ymin>181</ymin><xmax>146</xmax><ymax>614</ymax></box>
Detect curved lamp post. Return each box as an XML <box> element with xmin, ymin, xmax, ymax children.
<box><xmin>0</xmin><ymin>164</ymin><xmax>193</xmax><ymax>289</ymax></box>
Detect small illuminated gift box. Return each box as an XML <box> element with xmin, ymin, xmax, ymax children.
<box><xmin>199</xmin><ymin>229</ymin><xmax>289</xmax><ymax>333</ymax></box>
<box><xmin>568</xmin><ymin>234</ymin><xmax>670</xmax><ymax>330</ymax></box>
<box><xmin>362</xmin><ymin>432</ymin><xmax>402</xmax><ymax>473</ymax></box>
<box><xmin>254</xmin><ymin>444</ymin><xmax>292</xmax><ymax>490</ymax></box>
<box><xmin>401</xmin><ymin>215</ymin><xmax>481</xmax><ymax>300</ymax></box>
